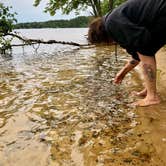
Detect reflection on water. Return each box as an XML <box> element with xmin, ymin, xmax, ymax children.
<box><xmin>0</xmin><ymin>29</ymin><xmax>166</xmax><ymax>166</ymax></box>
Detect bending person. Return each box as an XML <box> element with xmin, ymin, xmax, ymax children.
<box><xmin>88</xmin><ymin>0</ymin><xmax>166</xmax><ymax>106</ymax></box>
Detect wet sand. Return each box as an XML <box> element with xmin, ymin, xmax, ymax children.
<box><xmin>135</xmin><ymin>48</ymin><xmax>166</xmax><ymax>165</ymax></box>
<box><xmin>0</xmin><ymin>45</ymin><xmax>166</xmax><ymax>166</ymax></box>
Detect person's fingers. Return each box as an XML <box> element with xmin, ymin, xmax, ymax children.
<box><xmin>113</xmin><ymin>78</ymin><xmax>122</xmax><ymax>84</ymax></box>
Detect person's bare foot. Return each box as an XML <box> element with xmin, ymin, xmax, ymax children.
<box><xmin>131</xmin><ymin>95</ymin><xmax>161</xmax><ymax>107</ymax></box>
<box><xmin>132</xmin><ymin>88</ymin><xmax>147</xmax><ymax>97</ymax></box>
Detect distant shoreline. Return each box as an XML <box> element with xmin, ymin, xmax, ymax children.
<box><xmin>14</xmin><ymin>16</ymin><xmax>91</xmax><ymax>29</ymax></box>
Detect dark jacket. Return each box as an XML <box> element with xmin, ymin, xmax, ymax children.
<box><xmin>104</xmin><ymin>0</ymin><xmax>166</xmax><ymax>60</ymax></box>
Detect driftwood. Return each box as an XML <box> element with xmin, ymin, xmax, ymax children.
<box><xmin>6</xmin><ymin>32</ymin><xmax>90</xmax><ymax>48</ymax></box>
<box><xmin>2</xmin><ymin>33</ymin><xmax>117</xmax><ymax>61</ymax></box>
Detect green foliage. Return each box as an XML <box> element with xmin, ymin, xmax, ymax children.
<box><xmin>113</xmin><ymin>0</ymin><xmax>126</xmax><ymax>8</ymax></box>
<box><xmin>34</xmin><ymin>0</ymin><xmax>126</xmax><ymax>17</ymax></box>
<box><xmin>34</xmin><ymin>0</ymin><xmax>88</xmax><ymax>16</ymax></box>
<box><xmin>0</xmin><ymin>3</ymin><xmax>17</xmax><ymax>35</ymax></box>
<box><xmin>0</xmin><ymin>3</ymin><xmax>17</xmax><ymax>52</ymax></box>
<box><xmin>101</xmin><ymin>0</ymin><xmax>127</xmax><ymax>15</ymax></box>
<box><xmin>14</xmin><ymin>16</ymin><xmax>91</xmax><ymax>29</ymax></box>
<box><xmin>101</xmin><ymin>0</ymin><xmax>110</xmax><ymax>15</ymax></box>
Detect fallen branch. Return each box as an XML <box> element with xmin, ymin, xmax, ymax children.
<box><xmin>6</xmin><ymin>32</ymin><xmax>91</xmax><ymax>48</ymax></box>
<box><xmin>1</xmin><ymin>32</ymin><xmax>118</xmax><ymax>61</ymax></box>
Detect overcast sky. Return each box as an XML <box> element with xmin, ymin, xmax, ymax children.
<box><xmin>1</xmin><ymin>0</ymin><xmax>89</xmax><ymax>23</ymax></box>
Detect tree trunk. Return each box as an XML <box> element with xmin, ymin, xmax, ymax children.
<box><xmin>89</xmin><ymin>0</ymin><xmax>98</xmax><ymax>16</ymax></box>
<box><xmin>96</xmin><ymin>0</ymin><xmax>102</xmax><ymax>16</ymax></box>
<box><xmin>109</xmin><ymin>0</ymin><xmax>114</xmax><ymax>11</ymax></box>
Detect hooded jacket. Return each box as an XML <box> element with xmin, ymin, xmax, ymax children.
<box><xmin>104</xmin><ymin>0</ymin><xmax>166</xmax><ymax>60</ymax></box>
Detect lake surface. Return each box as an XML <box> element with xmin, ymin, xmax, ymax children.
<box><xmin>0</xmin><ymin>28</ymin><xmax>166</xmax><ymax>166</ymax></box>
<box><xmin>12</xmin><ymin>28</ymin><xmax>88</xmax><ymax>54</ymax></box>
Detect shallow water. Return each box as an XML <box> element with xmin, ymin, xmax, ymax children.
<box><xmin>137</xmin><ymin>48</ymin><xmax>166</xmax><ymax>165</ymax></box>
<box><xmin>0</xmin><ymin>29</ymin><xmax>166</xmax><ymax>166</ymax></box>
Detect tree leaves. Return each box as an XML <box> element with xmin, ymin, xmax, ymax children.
<box><xmin>0</xmin><ymin>3</ymin><xmax>17</xmax><ymax>52</ymax></box>
<box><xmin>33</xmin><ymin>0</ymin><xmax>42</xmax><ymax>7</ymax></box>
<box><xmin>0</xmin><ymin>3</ymin><xmax>17</xmax><ymax>34</ymax></box>
<box><xmin>33</xmin><ymin>0</ymin><xmax>126</xmax><ymax>17</ymax></box>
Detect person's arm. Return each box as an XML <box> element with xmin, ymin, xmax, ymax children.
<box><xmin>114</xmin><ymin>58</ymin><xmax>140</xmax><ymax>84</ymax></box>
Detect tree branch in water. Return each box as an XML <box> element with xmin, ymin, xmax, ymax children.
<box><xmin>6</xmin><ymin>32</ymin><xmax>91</xmax><ymax>48</ymax></box>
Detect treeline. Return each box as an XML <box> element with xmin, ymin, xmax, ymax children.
<box><xmin>14</xmin><ymin>16</ymin><xmax>91</xmax><ymax>29</ymax></box>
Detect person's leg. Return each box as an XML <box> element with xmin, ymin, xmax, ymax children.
<box><xmin>132</xmin><ymin>82</ymin><xmax>147</xmax><ymax>97</ymax></box>
<box><xmin>133</xmin><ymin>53</ymin><xmax>160</xmax><ymax>106</ymax></box>
<box><xmin>132</xmin><ymin>88</ymin><xmax>147</xmax><ymax>97</ymax></box>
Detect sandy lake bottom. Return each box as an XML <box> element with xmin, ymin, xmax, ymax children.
<box><xmin>0</xmin><ymin>43</ymin><xmax>166</xmax><ymax>166</ymax></box>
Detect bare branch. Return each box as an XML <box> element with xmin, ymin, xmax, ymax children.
<box><xmin>6</xmin><ymin>32</ymin><xmax>90</xmax><ymax>47</ymax></box>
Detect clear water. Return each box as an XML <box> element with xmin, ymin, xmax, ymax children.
<box><xmin>0</xmin><ymin>28</ymin><xmax>165</xmax><ymax>166</ymax></box>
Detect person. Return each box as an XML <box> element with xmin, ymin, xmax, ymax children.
<box><xmin>88</xmin><ymin>0</ymin><xmax>166</xmax><ymax>106</ymax></box>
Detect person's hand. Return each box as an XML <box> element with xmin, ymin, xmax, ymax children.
<box><xmin>113</xmin><ymin>72</ymin><xmax>125</xmax><ymax>84</ymax></box>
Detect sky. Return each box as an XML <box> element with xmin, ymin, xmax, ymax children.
<box><xmin>1</xmin><ymin>0</ymin><xmax>89</xmax><ymax>23</ymax></box>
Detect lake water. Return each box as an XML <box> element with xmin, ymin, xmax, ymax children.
<box><xmin>12</xmin><ymin>28</ymin><xmax>88</xmax><ymax>54</ymax></box>
<box><xmin>0</xmin><ymin>28</ymin><xmax>166</xmax><ymax>166</ymax></box>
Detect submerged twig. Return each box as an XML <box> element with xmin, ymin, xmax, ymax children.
<box><xmin>115</xmin><ymin>44</ymin><xmax>118</xmax><ymax>62</ymax></box>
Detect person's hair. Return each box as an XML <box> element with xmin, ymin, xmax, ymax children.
<box><xmin>88</xmin><ymin>17</ymin><xmax>112</xmax><ymax>44</ymax></box>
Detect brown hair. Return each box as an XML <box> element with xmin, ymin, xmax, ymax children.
<box><xmin>88</xmin><ymin>17</ymin><xmax>113</xmax><ymax>44</ymax></box>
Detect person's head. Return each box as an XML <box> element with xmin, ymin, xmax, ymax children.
<box><xmin>88</xmin><ymin>17</ymin><xmax>113</xmax><ymax>44</ymax></box>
